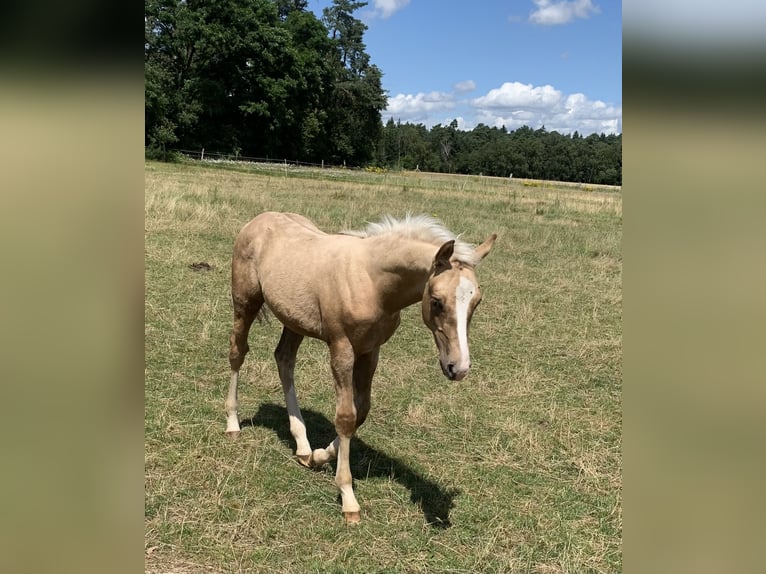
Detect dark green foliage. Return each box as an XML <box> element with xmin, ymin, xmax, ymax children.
<box><xmin>320</xmin><ymin>0</ymin><xmax>386</xmax><ymax>165</ymax></box>
<box><xmin>376</xmin><ymin>121</ymin><xmax>622</xmax><ymax>185</ymax></box>
<box><xmin>145</xmin><ymin>0</ymin><xmax>385</xmax><ymax>164</ymax></box>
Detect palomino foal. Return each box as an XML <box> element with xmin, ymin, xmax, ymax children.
<box><xmin>225</xmin><ymin>212</ymin><xmax>495</xmax><ymax>523</ymax></box>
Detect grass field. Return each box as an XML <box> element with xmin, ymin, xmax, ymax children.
<box><xmin>145</xmin><ymin>160</ymin><xmax>622</xmax><ymax>573</ymax></box>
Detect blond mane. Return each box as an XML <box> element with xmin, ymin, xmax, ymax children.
<box><xmin>342</xmin><ymin>214</ymin><xmax>478</xmax><ymax>265</ymax></box>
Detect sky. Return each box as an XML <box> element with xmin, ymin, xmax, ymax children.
<box><xmin>306</xmin><ymin>0</ymin><xmax>622</xmax><ymax>135</ymax></box>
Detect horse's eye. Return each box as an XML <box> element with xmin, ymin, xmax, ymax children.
<box><xmin>430</xmin><ymin>297</ymin><xmax>444</xmax><ymax>312</ymax></box>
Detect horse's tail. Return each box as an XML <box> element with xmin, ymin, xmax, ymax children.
<box><xmin>255</xmin><ymin>304</ymin><xmax>273</xmax><ymax>324</ymax></box>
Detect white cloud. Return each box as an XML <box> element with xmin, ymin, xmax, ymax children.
<box><xmin>453</xmin><ymin>80</ymin><xmax>476</xmax><ymax>93</ymax></box>
<box><xmin>529</xmin><ymin>0</ymin><xmax>600</xmax><ymax>25</ymax></box>
<box><xmin>385</xmin><ymin>91</ymin><xmax>456</xmax><ymax>123</ymax></box>
<box><xmin>383</xmin><ymin>81</ymin><xmax>621</xmax><ymax>135</ymax></box>
<box><xmin>473</xmin><ymin>84</ymin><xmax>621</xmax><ymax>134</ymax></box>
<box><xmin>370</xmin><ymin>0</ymin><xmax>411</xmax><ymax>19</ymax></box>
<box><xmin>472</xmin><ymin>82</ymin><xmax>563</xmax><ymax>110</ymax></box>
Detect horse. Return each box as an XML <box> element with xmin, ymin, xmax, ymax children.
<box><xmin>225</xmin><ymin>211</ymin><xmax>496</xmax><ymax>523</ymax></box>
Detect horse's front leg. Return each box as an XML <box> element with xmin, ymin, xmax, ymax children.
<box><xmin>328</xmin><ymin>339</ymin><xmax>361</xmax><ymax>524</ymax></box>
<box><xmin>308</xmin><ymin>347</ymin><xmax>379</xmax><ymax>468</ymax></box>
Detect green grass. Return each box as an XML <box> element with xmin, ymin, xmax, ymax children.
<box><xmin>145</xmin><ymin>160</ymin><xmax>622</xmax><ymax>573</ymax></box>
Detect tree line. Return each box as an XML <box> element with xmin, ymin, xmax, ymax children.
<box><xmin>377</xmin><ymin>120</ymin><xmax>622</xmax><ymax>185</ymax></box>
<box><xmin>145</xmin><ymin>0</ymin><xmax>621</xmax><ymax>186</ymax></box>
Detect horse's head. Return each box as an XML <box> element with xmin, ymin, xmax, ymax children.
<box><xmin>422</xmin><ymin>234</ymin><xmax>496</xmax><ymax>381</ymax></box>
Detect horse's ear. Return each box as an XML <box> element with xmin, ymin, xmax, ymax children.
<box><xmin>433</xmin><ymin>240</ymin><xmax>454</xmax><ymax>275</ymax></box>
<box><xmin>474</xmin><ymin>233</ymin><xmax>497</xmax><ymax>262</ymax></box>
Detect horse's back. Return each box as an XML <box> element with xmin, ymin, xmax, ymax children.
<box><xmin>234</xmin><ymin>212</ymin><xmax>326</xmax><ymax>263</ymax></box>
<box><xmin>236</xmin><ymin>211</ymin><xmax>323</xmax><ymax>243</ymax></box>
<box><xmin>232</xmin><ymin>212</ymin><xmax>364</xmax><ymax>339</ymax></box>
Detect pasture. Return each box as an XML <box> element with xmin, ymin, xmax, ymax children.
<box><xmin>145</xmin><ymin>161</ymin><xmax>622</xmax><ymax>573</ymax></box>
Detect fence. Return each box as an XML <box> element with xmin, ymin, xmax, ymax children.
<box><xmin>170</xmin><ymin>148</ymin><xmax>340</xmax><ymax>170</ymax></box>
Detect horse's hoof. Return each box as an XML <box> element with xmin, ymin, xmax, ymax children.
<box><xmin>343</xmin><ymin>511</ymin><xmax>361</xmax><ymax>525</ymax></box>
<box><xmin>296</xmin><ymin>454</ymin><xmax>312</xmax><ymax>468</ymax></box>
<box><xmin>225</xmin><ymin>430</ymin><xmax>241</xmax><ymax>440</ymax></box>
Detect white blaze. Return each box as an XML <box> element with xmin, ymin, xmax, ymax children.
<box><xmin>454</xmin><ymin>276</ymin><xmax>475</xmax><ymax>373</ymax></box>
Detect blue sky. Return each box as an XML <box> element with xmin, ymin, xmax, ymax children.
<box><xmin>307</xmin><ymin>0</ymin><xmax>622</xmax><ymax>135</ymax></box>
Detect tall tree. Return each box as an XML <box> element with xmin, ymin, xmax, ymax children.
<box><xmin>280</xmin><ymin>8</ymin><xmax>337</xmax><ymax>160</ymax></box>
<box><xmin>429</xmin><ymin>119</ymin><xmax>459</xmax><ymax>173</ymax></box>
<box><xmin>276</xmin><ymin>0</ymin><xmax>308</xmax><ymax>20</ymax></box>
<box><xmin>145</xmin><ymin>0</ymin><xmax>290</xmax><ymax>155</ymax></box>
<box><xmin>322</xmin><ymin>0</ymin><xmax>369</xmax><ymax>72</ymax></box>
<box><xmin>321</xmin><ymin>0</ymin><xmax>386</xmax><ymax>164</ymax></box>
<box><xmin>145</xmin><ymin>0</ymin><xmax>206</xmax><ymax>157</ymax></box>
<box><xmin>145</xmin><ymin>0</ymin><xmax>341</xmax><ymax>160</ymax></box>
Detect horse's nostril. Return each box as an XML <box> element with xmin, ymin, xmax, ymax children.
<box><xmin>447</xmin><ymin>363</ymin><xmax>456</xmax><ymax>378</ymax></box>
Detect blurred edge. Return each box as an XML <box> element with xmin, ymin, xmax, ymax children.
<box><xmin>625</xmin><ymin>12</ymin><xmax>766</xmax><ymax>574</ymax></box>
<box><xmin>0</xmin><ymin>2</ymin><xmax>143</xmax><ymax>574</ymax></box>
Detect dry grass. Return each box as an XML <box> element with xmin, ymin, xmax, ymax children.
<box><xmin>145</xmin><ymin>160</ymin><xmax>621</xmax><ymax>573</ymax></box>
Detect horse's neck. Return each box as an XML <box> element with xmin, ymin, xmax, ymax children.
<box><xmin>367</xmin><ymin>237</ymin><xmax>435</xmax><ymax>312</ymax></box>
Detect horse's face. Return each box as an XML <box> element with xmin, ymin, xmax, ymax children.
<box><xmin>422</xmin><ymin>262</ymin><xmax>482</xmax><ymax>380</ymax></box>
<box><xmin>422</xmin><ymin>235</ymin><xmax>496</xmax><ymax>381</ymax></box>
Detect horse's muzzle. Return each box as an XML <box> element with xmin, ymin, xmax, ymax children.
<box><xmin>443</xmin><ymin>361</ymin><xmax>469</xmax><ymax>381</ymax></box>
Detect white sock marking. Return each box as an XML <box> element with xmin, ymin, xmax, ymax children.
<box><xmin>284</xmin><ymin>383</ymin><xmax>311</xmax><ymax>456</ymax></box>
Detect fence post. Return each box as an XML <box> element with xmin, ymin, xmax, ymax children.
<box><xmin>201</xmin><ymin>148</ymin><xmax>204</xmax><ymax>161</ymax></box>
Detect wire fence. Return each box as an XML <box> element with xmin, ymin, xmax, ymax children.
<box><xmin>170</xmin><ymin>148</ymin><xmax>342</xmax><ymax>170</ymax></box>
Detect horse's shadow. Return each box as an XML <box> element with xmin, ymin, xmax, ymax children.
<box><xmin>242</xmin><ymin>403</ymin><xmax>459</xmax><ymax>528</ymax></box>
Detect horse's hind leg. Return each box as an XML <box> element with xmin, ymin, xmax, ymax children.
<box><xmin>352</xmin><ymin>348</ymin><xmax>379</xmax><ymax>428</ymax></box>
<box><xmin>274</xmin><ymin>326</ymin><xmax>312</xmax><ymax>465</ymax></box>
<box><xmin>226</xmin><ymin>284</ymin><xmax>263</xmax><ymax>437</ymax></box>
